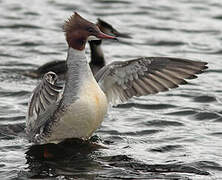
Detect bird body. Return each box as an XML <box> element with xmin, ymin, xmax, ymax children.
<box><xmin>45</xmin><ymin>48</ymin><xmax>108</xmax><ymax>143</ymax></box>
<box><xmin>26</xmin><ymin>13</ymin><xmax>114</xmax><ymax>144</ymax></box>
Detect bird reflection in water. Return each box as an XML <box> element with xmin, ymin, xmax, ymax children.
<box><xmin>24</xmin><ymin>137</ymin><xmax>106</xmax><ymax>179</ymax></box>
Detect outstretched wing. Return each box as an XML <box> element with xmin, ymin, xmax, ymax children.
<box><xmin>26</xmin><ymin>72</ymin><xmax>63</xmax><ymax>138</ymax></box>
<box><xmin>95</xmin><ymin>57</ymin><xmax>207</xmax><ymax>105</ymax></box>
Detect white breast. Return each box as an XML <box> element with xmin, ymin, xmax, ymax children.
<box><xmin>47</xmin><ymin>73</ymin><xmax>108</xmax><ymax>143</ymax></box>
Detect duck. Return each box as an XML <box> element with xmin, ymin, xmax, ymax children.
<box><xmin>23</xmin><ymin>18</ymin><xmax>130</xmax><ymax>79</ymax></box>
<box><xmin>26</xmin><ymin>12</ymin><xmax>208</xmax><ymax>144</ymax></box>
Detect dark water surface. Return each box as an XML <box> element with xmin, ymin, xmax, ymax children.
<box><xmin>0</xmin><ymin>0</ymin><xmax>222</xmax><ymax>179</ymax></box>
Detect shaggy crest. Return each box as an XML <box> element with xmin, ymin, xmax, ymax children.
<box><xmin>63</xmin><ymin>12</ymin><xmax>92</xmax><ymax>33</ymax></box>
<box><xmin>64</xmin><ymin>12</ymin><xmax>80</xmax><ymax>33</ymax></box>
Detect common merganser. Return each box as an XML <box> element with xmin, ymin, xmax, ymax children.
<box><xmin>26</xmin><ymin>12</ymin><xmax>207</xmax><ymax>144</ymax></box>
<box><xmin>24</xmin><ymin>18</ymin><xmax>130</xmax><ymax>79</ymax></box>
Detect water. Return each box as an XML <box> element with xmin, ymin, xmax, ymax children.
<box><xmin>0</xmin><ymin>0</ymin><xmax>222</xmax><ymax>179</ymax></box>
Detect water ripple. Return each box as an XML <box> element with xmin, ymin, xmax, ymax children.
<box><xmin>0</xmin><ymin>0</ymin><xmax>221</xmax><ymax>179</ymax></box>
<box><xmin>143</xmin><ymin>119</ymin><xmax>184</xmax><ymax>127</ymax></box>
<box><xmin>117</xmin><ymin>103</ymin><xmax>176</xmax><ymax>110</ymax></box>
<box><xmin>194</xmin><ymin>112</ymin><xmax>221</xmax><ymax>121</ymax></box>
<box><xmin>149</xmin><ymin>145</ymin><xmax>182</xmax><ymax>153</ymax></box>
<box><xmin>0</xmin><ymin>24</ymin><xmax>41</xmax><ymax>29</ymax></box>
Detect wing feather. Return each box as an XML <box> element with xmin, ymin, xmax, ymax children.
<box><xmin>26</xmin><ymin>71</ymin><xmax>63</xmax><ymax>139</ymax></box>
<box><xmin>96</xmin><ymin>57</ymin><xmax>207</xmax><ymax>105</ymax></box>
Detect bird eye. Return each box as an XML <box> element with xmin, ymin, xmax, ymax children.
<box><xmin>87</xmin><ymin>27</ymin><xmax>94</xmax><ymax>33</ymax></box>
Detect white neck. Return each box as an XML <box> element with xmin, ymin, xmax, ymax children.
<box><xmin>66</xmin><ymin>48</ymin><xmax>87</xmax><ymax>65</ymax></box>
<box><xmin>61</xmin><ymin>48</ymin><xmax>91</xmax><ymax>106</ymax></box>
